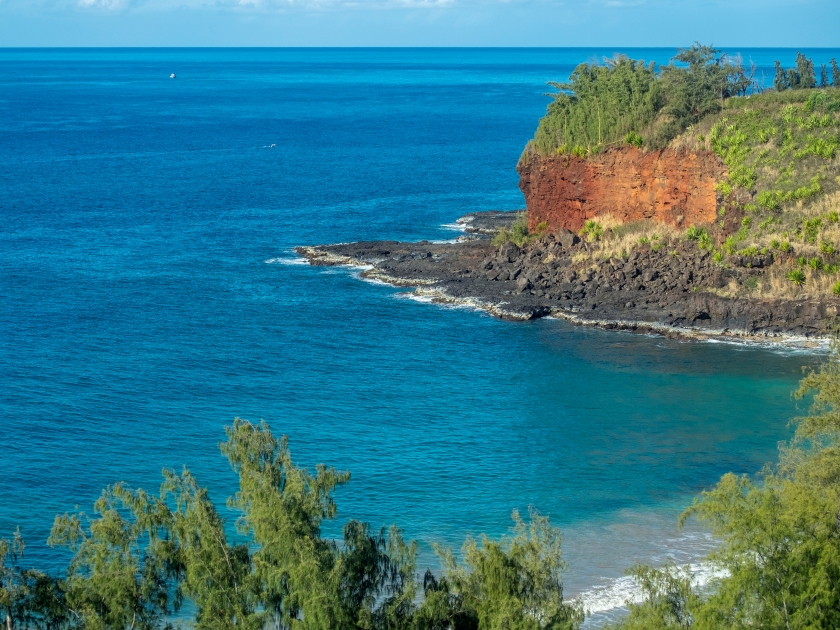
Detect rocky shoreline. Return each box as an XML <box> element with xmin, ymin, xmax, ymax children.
<box><xmin>296</xmin><ymin>212</ymin><xmax>839</xmax><ymax>344</ymax></box>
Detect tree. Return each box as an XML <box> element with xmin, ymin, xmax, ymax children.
<box><xmin>832</xmin><ymin>59</ymin><xmax>840</xmax><ymax>87</ymax></box>
<box><xmin>796</xmin><ymin>52</ymin><xmax>816</xmax><ymax>89</ymax></box>
<box><xmin>11</xmin><ymin>419</ymin><xmax>585</xmax><ymax>630</ymax></box>
<box><xmin>613</xmin><ymin>334</ymin><xmax>840</xmax><ymax>630</ymax></box>
<box><xmin>161</xmin><ymin>469</ymin><xmax>259</xmax><ymax>630</ymax></box>
<box><xmin>820</xmin><ymin>64</ymin><xmax>829</xmax><ymax>88</ymax></box>
<box><xmin>48</xmin><ymin>484</ymin><xmax>185</xmax><ymax>630</ymax></box>
<box><xmin>533</xmin><ymin>54</ymin><xmax>661</xmax><ymax>155</ymax></box>
<box><xmin>0</xmin><ymin>531</ymin><xmax>66</xmax><ymax>630</ymax></box>
<box><xmin>774</xmin><ymin>60</ymin><xmax>788</xmax><ymax>92</ymax></box>
<box><xmin>417</xmin><ymin>509</ymin><xmax>583</xmax><ymax>630</ymax></box>
<box><xmin>220</xmin><ymin>418</ymin><xmax>417</xmax><ymax>630</ymax></box>
<box><xmin>611</xmin><ymin>565</ymin><xmax>697</xmax><ymax>630</ymax></box>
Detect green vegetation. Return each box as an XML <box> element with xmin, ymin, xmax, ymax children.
<box><xmin>493</xmin><ymin>212</ymin><xmax>548</xmax><ymax>247</ymax></box>
<box><xmin>787</xmin><ymin>268</ymin><xmax>807</xmax><ymax>285</ymax></box>
<box><xmin>580</xmin><ymin>220</ymin><xmax>604</xmax><ymax>242</ymax></box>
<box><xmin>688</xmin><ymin>87</ymin><xmax>840</xmax><ymax>213</ymax></box>
<box><xmin>526</xmin><ymin>46</ymin><xmax>840</xmax><ymax>298</ymax></box>
<box><xmin>610</xmin><ymin>335</ymin><xmax>840</xmax><ymax>629</ymax></box>
<box><xmin>0</xmin><ymin>420</ymin><xmax>582</xmax><ymax>630</ymax></box>
<box><xmin>10</xmin><ymin>345</ymin><xmax>840</xmax><ymax>628</ymax></box>
<box><xmin>529</xmin><ymin>44</ymin><xmax>760</xmax><ymax>156</ymax></box>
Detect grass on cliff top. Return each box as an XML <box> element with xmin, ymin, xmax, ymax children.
<box><xmin>675</xmin><ymin>87</ymin><xmax>840</xmax><ymax>212</ymax></box>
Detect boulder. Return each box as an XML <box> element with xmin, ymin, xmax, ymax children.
<box><xmin>499</xmin><ymin>241</ymin><xmax>521</xmax><ymax>262</ymax></box>
<box><xmin>556</xmin><ymin>228</ymin><xmax>580</xmax><ymax>249</ymax></box>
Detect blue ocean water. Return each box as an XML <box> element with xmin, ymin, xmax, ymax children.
<box><xmin>2</xmin><ymin>47</ymin><xmax>839</xmax><ymax>618</ymax></box>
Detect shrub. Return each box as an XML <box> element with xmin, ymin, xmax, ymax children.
<box><xmin>803</xmin><ymin>217</ymin><xmax>823</xmax><ymax>243</ymax></box>
<box><xmin>780</xmin><ymin>241</ymin><xmax>792</xmax><ymax>253</ymax></box>
<box><xmin>833</xmin><ymin>281</ymin><xmax>840</xmax><ymax>295</ymax></box>
<box><xmin>809</xmin><ymin>257</ymin><xmax>824</xmax><ymax>270</ymax></box>
<box><xmin>786</xmin><ymin>268</ymin><xmax>807</xmax><ymax>285</ymax></box>
<box><xmin>797</xmin><ymin>256</ymin><xmax>807</xmax><ymax>266</ymax></box>
<box><xmin>685</xmin><ymin>226</ymin><xmax>706</xmax><ymax>241</ymax></box>
<box><xmin>625</xmin><ymin>131</ymin><xmax>644</xmax><ymax>148</ymax></box>
<box><xmin>821</xmin><ymin>241</ymin><xmax>836</xmax><ymax>255</ymax></box>
<box><xmin>580</xmin><ymin>220</ymin><xmax>604</xmax><ymax>242</ymax></box>
<box><xmin>493</xmin><ymin>212</ymin><xmax>533</xmax><ymax>247</ymax></box>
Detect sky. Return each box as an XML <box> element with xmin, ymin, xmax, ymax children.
<box><xmin>0</xmin><ymin>0</ymin><xmax>838</xmax><ymax>48</ymax></box>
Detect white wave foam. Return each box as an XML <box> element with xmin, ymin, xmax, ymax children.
<box><xmin>702</xmin><ymin>335</ymin><xmax>828</xmax><ymax>354</ymax></box>
<box><xmin>578</xmin><ymin>561</ymin><xmax>727</xmax><ymax>617</ymax></box>
<box><xmin>395</xmin><ymin>291</ymin><xmax>487</xmax><ymax>313</ymax></box>
<box><xmin>264</xmin><ymin>256</ymin><xmax>308</xmax><ymax>265</ymax></box>
<box><xmin>357</xmin><ymin>274</ymin><xmax>391</xmax><ymax>286</ymax></box>
<box><xmin>441</xmin><ymin>222</ymin><xmax>467</xmax><ymax>232</ymax></box>
<box><xmin>396</xmin><ymin>292</ymin><xmax>436</xmax><ymax>304</ymax></box>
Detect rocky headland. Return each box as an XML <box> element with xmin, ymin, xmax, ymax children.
<box><xmin>296</xmin><ymin>215</ymin><xmax>836</xmax><ymax>341</ymax></box>
<box><xmin>297</xmin><ymin>144</ymin><xmax>840</xmax><ymax>342</ymax></box>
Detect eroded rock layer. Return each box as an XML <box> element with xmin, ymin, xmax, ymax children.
<box><xmin>518</xmin><ymin>148</ymin><xmax>727</xmax><ymax>233</ymax></box>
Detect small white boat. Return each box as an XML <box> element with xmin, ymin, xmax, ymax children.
<box><xmin>170</xmin><ymin>73</ymin><xmax>176</xmax><ymax>79</ymax></box>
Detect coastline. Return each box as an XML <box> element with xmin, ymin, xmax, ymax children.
<box><xmin>294</xmin><ymin>224</ymin><xmax>836</xmax><ymax>348</ymax></box>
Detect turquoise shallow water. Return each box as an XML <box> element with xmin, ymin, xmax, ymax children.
<box><xmin>1</xmin><ymin>47</ymin><xmax>838</xmax><ymax>619</ymax></box>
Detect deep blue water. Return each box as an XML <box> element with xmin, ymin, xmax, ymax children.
<box><xmin>2</xmin><ymin>48</ymin><xmax>839</xmax><ymax>616</ymax></box>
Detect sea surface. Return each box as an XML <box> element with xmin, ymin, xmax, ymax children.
<box><xmin>2</xmin><ymin>47</ymin><xmax>840</xmax><ymax>624</ymax></box>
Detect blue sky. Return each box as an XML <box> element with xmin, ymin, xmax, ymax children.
<box><xmin>0</xmin><ymin>0</ymin><xmax>838</xmax><ymax>47</ymax></box>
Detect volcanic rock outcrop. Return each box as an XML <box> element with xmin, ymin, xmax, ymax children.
<box><xmin>518</xmin><ymin>148</ymin><xmax>727</xmax><ymax>233</ymax></box>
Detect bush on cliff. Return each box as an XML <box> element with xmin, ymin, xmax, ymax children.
<box><xmin>529</xmin><ymin>43</ymin><xmax>758</xmax><ymax>157</ymax></box>
<box><xmin>528</xmin><ymin>46</ymin><xmax>839</xmax><ymax>161</ymax></box>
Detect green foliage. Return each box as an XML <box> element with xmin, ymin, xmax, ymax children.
<box><xmin>775</xmin><ymin>52</ymin><xmax>818</xmax><ymax>92</ymax></box>
<box><xmin>684</xmin><ymin>226</ymin><xmax>706</xmax><ymax>241</ymax></box>
<box><xmin>610</xmin><ymin>565</ymin><xmax>697</xmax><ymax>630</ymax></box>
<box><xmin>834</xmin><ymin>281</ymin><xmax>840</xmax><ymax>295</ymax></box>
<box><xmin>820</xmin><ymin>241</ymin><xmax>836</xmax><ymax>255</ymax></box>
<box><xmin>810</xmin><ymin>256</ymin><xmax>824</xmax><ymax>270</ymax></box>
<box><xmin>493</xmin><ymin>214</ymin><xmax>546</xmax><ymax>248</ymax></box>
<box><xmin>48</xmin><ymin>484</ymin><xmax>185</xmax><ymax>630</ymax></box>
<box><xmin>786</xmin><ymin>268</ymin><xmax>806</xmax><ymax>285</ymax></box>
<box><xmin>700</xmin><ymin>88</ymin><xmax>840</xmax><ymax>212</ymax></box>
<box><xmin>657</xmin><ymin>44</ymin><xmax>752</xmax><ymax>137</ymax></box>
<box><xmin>9</xmin><ymin>421</ymin><xmax>582</xmax><ymax>630</ymax></box>
<box><xmin>625</xmin><ymin>131</ymin><xmax>644</xmax><ymax>148</ymax></box>
<box><xmin>580</xmin><ymin>220</ymin><xmax>604</xmax><ymax>242</ymax></box>
<box><xmin>615</xmin><ymin>336</ymin><xmax>840</xmax><ymax>630</ymax></box>
<box><xmin>531</xmin><ymin>44</ymin><xmax>761</xmax><ymax>155</ymax></box>
<box><xmin>1</xmin><ymin>530</ymin><xmax>66</xmax><ymax>630</ymax></box>
<box><xmin>533</xmin><ymin>55</ymin><xmax>662</xmax><ymax>155</ymax></box>
<box><xmin>419</xmin><ymin>510</ymin><xmax>582</xmax><ymax>630</ymax></box>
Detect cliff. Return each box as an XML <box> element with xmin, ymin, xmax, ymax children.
<box><xmin>517</xmin><ymin>148</ymin><xmax>728</xmax><ymax>233</ymax></box>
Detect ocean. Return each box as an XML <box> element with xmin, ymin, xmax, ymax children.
<box><xmin>2</xmin><ymin>47</ymin><xmax>839</xmax><ymax>623</ymax></box>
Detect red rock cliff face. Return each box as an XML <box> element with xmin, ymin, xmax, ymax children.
<box><xmin>518</xmin><ymin>148</ymin><xmax>727</xmax><ymax>233</ymax></box>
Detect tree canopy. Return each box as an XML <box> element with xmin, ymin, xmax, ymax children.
<box><xmin>529</xmin><ymin>45</ymin><xmax>835</xmax><ymax>158</ymax></box>
<box><xmin>1</xmin><ymin>420</ymin><xmax>582</xmax><ymax>630</ymax></box>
